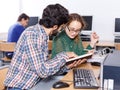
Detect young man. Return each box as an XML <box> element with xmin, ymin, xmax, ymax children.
<box><xmin>4</xmin><ymin>4</ymin><xmax>78</xmax><ymax>90</ymax></box>
<box><xmin>6</xmin><ymin>13</ymin><xmax>30</xmax><ymax>59</ymax></box>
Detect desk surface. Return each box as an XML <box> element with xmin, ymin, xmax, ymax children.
<box><xmin>51</xmin><ymin>63</ymin><xmax>100</xmax><ymax>90</ymax></box>
<box><xmin>96</xmin><ymin>40</ymin><xmax>115</xmax><ymax>47</ymax></box>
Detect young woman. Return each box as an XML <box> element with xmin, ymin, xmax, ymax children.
<box><xmin>52</xmin><ymin>13</ymin><xmax>99</xmax><ymax>59</ymax></box>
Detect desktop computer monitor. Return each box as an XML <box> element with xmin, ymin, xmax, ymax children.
<box><xmin>114</xmin><ymin>18</ymin><xmax>120</xmax><ymax>42</ymax></box>
<box><xmin>26</xmin><ymin>16</ymin><xmax>39</xmax><ymax>28</ymax></box>
<box><xmin>80</xmin><ymin>16</ymin><xmax>93</xmax><ymax>41</ymax></box>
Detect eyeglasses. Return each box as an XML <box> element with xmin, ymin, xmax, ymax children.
<box><xmin>67</xmin><ymin>26</ymin><xmax>81</xmax><ymax>33</ymax></box>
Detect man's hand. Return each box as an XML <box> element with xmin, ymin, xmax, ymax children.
<box><xmin>67</xmin><ymin>58</ymin><xmax>87</xmax><ymax>69</ymax></box>
<box><xmin>65</xmin><ymin>52</ymin><xmax>88</xmax><ymax>69</ymax></box>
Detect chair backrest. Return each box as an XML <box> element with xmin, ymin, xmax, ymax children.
<box><xmin>0</xmin><ymin>42</ymin><xmax>16</xmax><ymax>52</ymax></box>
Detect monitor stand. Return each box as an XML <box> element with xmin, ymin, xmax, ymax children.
<box><xmin>114</xmin><ymin>36</ymin><xmax>120</xmax><ymax>43</ymax></box>
<box><xmin>80</xmin><ymin>34</ymin><xmax>90</xmax><ymax>41</ymax></box>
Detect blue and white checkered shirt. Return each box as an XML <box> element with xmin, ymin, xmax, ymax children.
<box><xmin>4</xmin><ymin>24</ymin><xmax>69</xmax><ymax>89</ymax></box>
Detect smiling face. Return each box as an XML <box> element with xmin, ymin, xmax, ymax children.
<box><xmin>65</xmin><ymin>20</ymin><xmax>82</xmax><ymax>39</ymax></box>
<box><xmin>64</xmin><ymin>13</ymin><xmax>86</xmax><ymax>39</ymax></box>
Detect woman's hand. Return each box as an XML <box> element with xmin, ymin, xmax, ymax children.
<box><xmin>90</xmin><ymin>32</ymin><xmax>99</xmax><ymax>48</ymax></box>
<box><xmin>66</xmin><ymin>52</ymin><xmax>78</xmax><ymax>59</ymax></box>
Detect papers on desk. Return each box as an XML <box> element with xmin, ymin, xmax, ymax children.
<box><xmin>87</xmin><ymin>54</ymin><xmax>107</xmax><ymax>63</ymax></box>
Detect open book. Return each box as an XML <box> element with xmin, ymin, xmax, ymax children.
<box><xmin>67</xmin><ymin>53</ymin><xmax>93</xmax><ymax>63</ymax></box>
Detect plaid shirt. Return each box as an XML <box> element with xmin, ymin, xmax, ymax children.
<box><xmin>4</xmin><ymin>24</ymin><xmax>69</xmax><ymax>89</ymax></box>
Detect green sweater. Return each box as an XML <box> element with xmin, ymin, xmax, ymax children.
<box><xmin>51</xmin><ymin>30</ymin><xmax>92</xmax><ymax>58</ymax></box>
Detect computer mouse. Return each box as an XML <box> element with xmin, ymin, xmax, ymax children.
<box><xmin>52</xmin><ymin>81</ymin><xmax>69</xmax><ymax>89</ymax></box>
<box><xmin>91</xmin><ymin>62</ymin><xmax>101</xmax><ymax>66</ymax></box>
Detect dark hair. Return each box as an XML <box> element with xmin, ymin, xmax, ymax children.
<box><xmin>17</xmin><ymin>13</ymin><xmax>30</xmax><ymax>21</ymax></box>
<box><xmin>67</xmin><ymin>13</ymin><xmax>86</xmax><ymax>30</ymax></box>
<box><xmin>39</xmin><ymin>4</ymin><xmax>69</xmax><ymax>28</ymax></box>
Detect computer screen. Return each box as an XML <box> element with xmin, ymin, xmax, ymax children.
<box><xmin>26</xmin><ymin>16</ymin><xmax>39</xmax><ymax>28</ymax></box>
<box><xmin>82</xmin><ymin>16</ymin><xmax>93</xmax><ymax>31</ymax></box>
<box><xmin>81</xmin><ymin>16</ymin><xmax>93</xmax><ymax>35</ymax></box>
<box><xmin>115</xmin><ymin>18</ymin><xmax>120</xmax><ymax>32</ymax></box>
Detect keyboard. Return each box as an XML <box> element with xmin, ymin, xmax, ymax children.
<box><xmin>73</xmin><ymin>69</ymin><xmax>99</xmax><ymax>89</ymax></box>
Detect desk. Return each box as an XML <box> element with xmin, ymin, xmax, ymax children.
<box><xmin>51</xmin><ymin>63</ymin><xmax>100</xmax><ymax>90</ymax></box>
<box><xmin>0</xmin><ymin>65</ymin><xmax>9</xmax><ymax>90</ymax></box>
<box><xmin>82</xmin><ymin>40</ymin><xmax>115</xmax><ymax>48</ymax></box>
<box><xmin>82</xmin><ymin>40</ymin><xmax>120</xmax><ymax>50</ymax></box>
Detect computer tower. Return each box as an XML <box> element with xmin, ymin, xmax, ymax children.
<box><xmin>101</xmin><ymin>50</ymin><xmax>120</xmax><ymax>90</ymax></box>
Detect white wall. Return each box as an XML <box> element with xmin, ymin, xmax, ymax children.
<box><xmin>5</xmin><ymin>0</ymin><xmax>120</xmax><ymax>41</ymax></box>
<box><xmin>0</xmin><ymin>0</ymin><xmax>20</xmax><ymax>32</ymax></box>
<box><xmin>0</xmin><ymin>0</ymin><xmax>20</xmax><ymax>40</ymax></box>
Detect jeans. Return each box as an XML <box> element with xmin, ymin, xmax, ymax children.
<box><xmin>7</xmin><ymin>87</ymin><xmax>24</xmax><ymax>90</ymax></box>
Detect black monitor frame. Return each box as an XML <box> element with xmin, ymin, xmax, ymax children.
<box><xmin>82</xmin><ymin>16</ymin><xmax>93</xmax><ymax>31</ymax></box>
<box><xmin>26</xmin><ymin>16</ymin><xmax>39</xmax><ymax>28</ymax></box>
<box><xmin>115</xmin><ymin>18</ymin><xmax>120</xmax><ymax>32</ymax></box>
